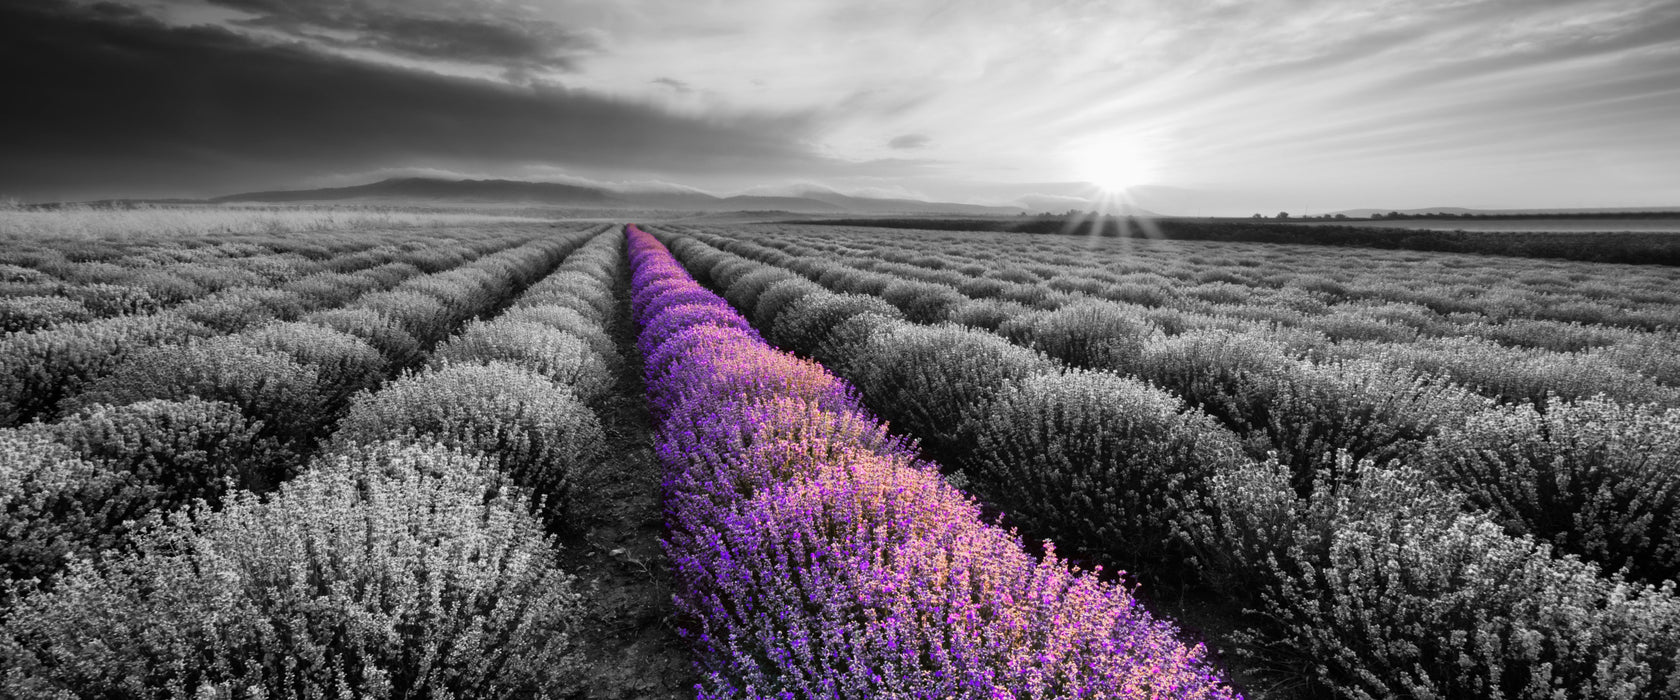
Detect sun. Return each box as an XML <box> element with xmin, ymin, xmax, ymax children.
<box><xmin>1069</xmin><ymin>134</ymin><xmax>1160</xmax><ymax>193</ymax></box>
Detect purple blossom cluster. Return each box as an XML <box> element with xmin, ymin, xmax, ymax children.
<box><xmin>627</xmin><ymin>225</ymin><xmax>1239</xmax><ymax>699</ymax></box>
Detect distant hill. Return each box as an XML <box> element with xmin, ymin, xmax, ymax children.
<box><xmin>213</xmin><ymin>177</ymin><xmax>1024</xmax><ymax>216</ymax></box>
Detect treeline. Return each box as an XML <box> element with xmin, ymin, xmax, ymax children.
<box><xmin>801</xmin><ymin>216</ymin><xmax>1680</xmax><ymax>265</ymax></box>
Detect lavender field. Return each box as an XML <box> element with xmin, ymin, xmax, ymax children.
<box><xmin>0</xmin><ymin>212</ymin><xmax>1675</xmax><ymax>698</ymax></box>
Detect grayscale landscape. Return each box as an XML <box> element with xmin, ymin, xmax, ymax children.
<box><xmin>3</xmin><ymin>1</ymin><xmax>1679</xmax><ymax>699</ymax></box>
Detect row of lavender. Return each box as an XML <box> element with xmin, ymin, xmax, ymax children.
<box><xmin>627</xmin><ymin>224</ymin><xmax>1235</xmax><ymax>698</ymax></box>
<box><xmin>1</xmin><ymin>228</ymin><xmax>622</xmax><ymax>696</ymax></box>
<box><xmin>652</xmin><ymin>227</ymin><xmax>1680</xmax><ymax>699</ymax></box>
<box><xmin>0</xmin><ymin>228</ymin><xmax>546</xmax><ymax>428</ymax></box>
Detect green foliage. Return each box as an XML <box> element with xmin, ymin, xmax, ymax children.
<box><xmin>1421</xmin><ymin>396</ymin><xmax>1680</xmax><ymax>583</ymax></box>
<box><xmin>0</xmin><ymin>443</ymin><xmax>586</xmax><ymax>699</ymax></box>
<box><xmin>329</xmin><ymin>362</ymin><xmax>605</xmax><ymax>524</ymax></box>
<box><xmin>970</xmin><ymin>370</ymin><xmax>1244</xmax><ymax>578</ymax></box>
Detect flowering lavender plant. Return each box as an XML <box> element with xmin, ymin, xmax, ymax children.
<box><xmin>626</xmin><ymin>224</ymin><xmax>1238</xmax><ymax>699</ymax></box>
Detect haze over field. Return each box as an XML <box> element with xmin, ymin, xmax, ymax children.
<box><xmin>4</xmin><ymin>0</ymin><xmax>1678</xmax><ymax>215</ymax></box>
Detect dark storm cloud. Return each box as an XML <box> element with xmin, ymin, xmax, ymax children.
<box><xmin>0</xmin><ymin>2</ymin><xmax>833</xmax><ymax>199</ymax></box>
<box><xmin>887</xmin><ymin>134</ymin><xmax>931</xmax><ymax>150</ymax></box>
<box><xmin>208</xmin><ymin>0</ymin><xmax>596</xmax><ymax>71</ymax></box>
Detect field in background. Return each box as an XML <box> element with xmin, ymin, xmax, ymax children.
<box><xmin>1290</xmin><ymin>217</ymin><xmax>1680</xmax><ymax>232</ymax></box>
<box><xmin>803</xmin><ymin>215</ymin><xmax>1680</xmax><ymax>265</ymax></box>
<box><xmin>0</xmin><ymin>203</ymin><xmax>555</xmax><ymax>240</ymax></box>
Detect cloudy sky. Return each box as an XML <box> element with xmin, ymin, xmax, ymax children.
<box><xmin>4</xmin><ymin>0</ymin><xmax>1678</xmax><ymax>213</ymax></box>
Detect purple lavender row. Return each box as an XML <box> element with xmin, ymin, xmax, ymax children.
<box><xmin>626</xmin><ymin>224</ymin><xmax>1238</xmax><ymax>699</ymax></box>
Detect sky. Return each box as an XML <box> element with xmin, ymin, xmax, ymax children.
<box><xmin>3</xmin><ymin>0</ymin><xmax>1678</xmax><ymax>214</ymax></box>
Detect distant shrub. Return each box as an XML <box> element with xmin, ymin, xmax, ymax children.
<box><xmin>1420</xmin><ymin>396</ymin><xmax>1680</xmax><ymax>583</ymax></box>
<box><xmin>1250</xmin><ymin>360</ymin><xmax>1490</xmax><ymax>493</ymax></box>
<box><xmin>48</xmin><ymin>398</ymin><xmax>280</xmax><ymax>506</ymax></box>
<box><xmin>430</xmin><ymin>319</ymin><xmax>611</xmax><ymax>404</ymax></box>
<box><xmin>998</xmin><ymin>300</ymin><xmax>1156</xmax><ymax>371</ymax></box>
<box><xmin>0</xmin><ymin>314</ymin><xmax>216</xmax><ymax>427</ymax></box>
<box><xmin>1350</xmin><ymin>337</ymin><xmax>1680</xmax><ymax>409</ymax></box>
<box><xmin>970</xmin><ymin>370</ymin><xmax>1245</xmax><ymax>578</ymax></box>
<box><xmin>941</xmin><ymin>297</ymin><xmax>1026</xmax><ymax>332</ymax></box>
<box><xmin>720</xmin><ymin>267</ymin><xmax>798</xmax><ymax>316</ymax></box>
<box><xmin>768</xmin><ymin>291</ymin><xmax>903</xmax><ymax>353</ymax></box>
<box><xmin>329</xmin><ymin>362</ymin><xmax>605</xmax><ymax>523</ymax></box>
<box><xmin>1095</xmin><ymin>280</ymin><xmax>1176</xmax><ymax>308</ymax></box>
<box><xmin>1594</xmin><ymin>332</ymin><xmax>1680</xmax><ymax>386</ymax></box>
<box><xmin>60</xmin><ymin>283</ymin><xmax>160</xmax><ymax>317</ymax></box>
<box><xmin>878</xmin><ymin>279</ymin><xmax>964</xmax><ymax>323</ymax></box>
<box><xmin>0</xmin><ymin>443</ymin><xmax>586</xmax><ymax>698</ymax></box>
<box><xmin>354</xmin><ymin>289</ymin><xmax>455</xmax><ymax>346</ymax></box>
<box><xmin>1132</xmin><ymin>328</ymin><xmax>1300</xmax><ymax>440</ymax></box>
<box><xmin>404</xmin><ymin>271</ymin><xmax>497</xmax><ymax>317</ymax></box>
<box><xmin>69</xmin><ymin>339</ymin><xmax>325</xmax><ymax>460</ymax></box>
<box><xmin>0</xmin><ymin>296</ymin><xmax>92</xmax><ymax>334</ymax></box>
<box><xmin>846</xmin><ymin>322</ymin><xmax>1054</xmax><ymax>463</ymax></box>
<box><xmin>280</xmin><ymin>271</ymin><xmax>376</xmax><ymax>308</ymax></box>
<box><xmin>748</xmin><ymin>277</ymin><xmax>826</xmax><ymax>331</ymax></box>
<box><xmin>302</xmin><ymin>307</ymin><xmax>424</xmax><ymax>368</ymax></box>
<box><xmin>235</xmin><ymin>322</ymin><xmax>389</xmax><ymax>408</ymax></box>
<box><xmin>121</xmin><ymin>270</ymin><xmax>205</xmax><ymax>304</ymax></box>
<box><xmin>954</xmin><ymin>275</ymin><xmax>1008</xmax><ymax>299</ymax></box>
<box><xmin>519</xmin><ymin>270</ymin><xmax>616</xmax><ymax>322</ymax></box>
<box><xmin>1474</xmin><ymin>318</ymin><xmax>1627</xmax><ymax>353</ymax></box>
<box><xmin>173</xmin><ymin>288</ymin><xmax>283</xmax><ymax>333</ymax></box>
<box><xmin>1304</xmin><ymin>309</ymin><xmax>1422</xmax><ymax>343</ymax></box>
<box><xmin>497</xmin><ymin>304</ymin><xmax>619</xmax><ymax>369</ymax></box>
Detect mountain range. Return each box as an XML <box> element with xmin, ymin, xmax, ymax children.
<box><xmin>212</xmin><ymin>177</ymin><xmax>1029</xmax><ymax>216</ymax></box>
